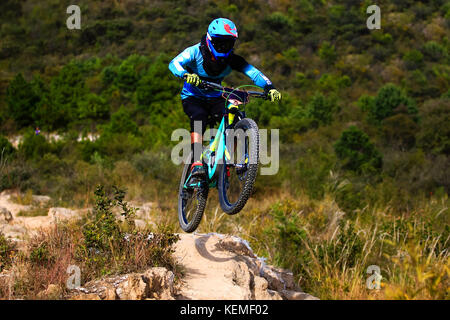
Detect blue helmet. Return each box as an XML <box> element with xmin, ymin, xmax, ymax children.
<box><xmin>206</xmin><ymin>18</ymin><xmax>238</xmax><ymax>59</ymax></box>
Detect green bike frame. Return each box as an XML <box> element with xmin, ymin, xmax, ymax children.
<box><xmin>183</xmin><ymin>101</ymin><xmax>240</xmax><ymax>189</ymax></box>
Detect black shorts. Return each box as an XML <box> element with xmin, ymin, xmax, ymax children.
<box><xmin>182</xmin><ymin>96</ymin><xmax>226</xmax><ymax>134</ymax></box>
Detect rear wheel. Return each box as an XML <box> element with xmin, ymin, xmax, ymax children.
<box><xmin>218</xmin><ymin>118</ymin><xmax>259</xmax><ymax>215</ymax></box>
<box><xmin>178</xmin><ymin>154</ymin><xmax>208</xmax><ymax>232</ymax></box>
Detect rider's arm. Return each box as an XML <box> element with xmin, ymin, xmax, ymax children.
<box><xmin>228</xmin><ymin>54</ymin><xmax>275</xmax><ymax>91</ymax></box>
<box><xmin>168</xmin><ymin>46</ymin><xmax>196</xmax><ymax>79</ymax></box>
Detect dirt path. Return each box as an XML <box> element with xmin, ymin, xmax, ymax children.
<box><xmin>173</xmin><ymin>233</ymin><xmax>255</xmax><ymax>299</ymax></box>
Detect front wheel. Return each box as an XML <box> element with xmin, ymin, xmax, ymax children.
<box><xmin>218</xmin><ymin>118</ymin><xmax>259</xmax><ymax>215</ymax></box>
<box><xmin>178</xmin><ymin>154</ymin><xmax>208</xmax><ymax>232</ymax></box>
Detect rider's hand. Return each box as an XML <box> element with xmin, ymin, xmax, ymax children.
<box><xmin>184</xmin><ymin>73</ymin><xmax>201</xmax><ymax>86</ymax></box>
<box><xmin>268</xmin><ymin>89</ymin><xmax>282</xmax><ymax>102</ymax></box>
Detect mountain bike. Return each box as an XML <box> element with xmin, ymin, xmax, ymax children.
<box><xmin>178</xmin><ymin>80</ymin><xmax>267</xmax><ymax>233</ymax></box>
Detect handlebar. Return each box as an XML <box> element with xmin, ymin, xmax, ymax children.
<box><xmin>183</xmin><ymin>74</ymin><xmax>268</xmax><ymax>100</ymax></box>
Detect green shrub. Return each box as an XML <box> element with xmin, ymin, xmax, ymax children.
<box><xmin>318</xmin><ymin>41</ymin><xmax>337</xmax><ymax>66</ymax></box>
<box><xmin>82</xmin><ymin>185</ymin><xmax>133</xmax><ymax>251</ymax></box>
<box><xmin>422</xmin><ymin>41</ymin><xmax>448</xmax><ymax>62</ymax></box>
<box><xmin>79</xmin><ymin>185</ymin><xmax>180</xmax><ymax>277</ymax></box>
<box><xmin>403</xmin><ymin>50</ymin><xmax>424</xmax><ymax>70</ymax></box>
<box><xmin>77</xmin><ymin>93</ymin><xmax>109</xmax><ymax>120</ymax></box>
<box><xmin>6</xmin><ymin>73</ymin><xmax>40</xmax><ymax>128</ymax></box>
<box><xmin>0</xmin><ymin>232</ymin><xmax>16</xmax><ymax>272</ymax></box>
<box><xmin>382</xmin><ymin>113</ymin><xmax>418</xmax><ymax>150</ymax></box>
<box><xmin>0</xmin><ymin>135</ymin><xmax>15</xmax><ymax>157</ymax></box>
<box><xmin>102</xmin><ymin>106</ymin><xmax>138</xmax><ymax>135</ymax></box>
<box><xmin>334</xmin><ymin>182</ymin><xmax>364</xmax><ymax>214</ymax></box>
<box><xmin>357</xmin><ymin>94</ymin><xmax>375</xmax><ymax>112</ymax></box>
<box><xmin>307</xmin><ymin>93</ymin><xmax>336</xmax><ymax>127</ymax></box>
<box><xmin>18</xmin><ymin>131</ymin><xmax>52</xmax><ymax>160</ymax></box>
<box><xmin>334</xmin><ymin>126</ymin><xmax>382</xmax><ymax>173</ymax></box>
<box><xmin>370</xmin><ymin>83</ymin><xmax>418</xmax><ymax>123</ymax></box>
<box><xmin>46</xmin><ymin>62</ymin><xmax>87</xmax><ymax>128</ymax></box>
<box><xmin>296</xmin><ymin>147</ymin><xmax>336</xmax><ymax>199</ymax></box>
<box><xmin>264</xmin><ymin>12</ymin><xmax>292</xmax><ymax>30</ymax></box>
<box><xmin>417</xmin><ymin>98</ymin><xmax>450</xmax><ymax>155</ymax></box>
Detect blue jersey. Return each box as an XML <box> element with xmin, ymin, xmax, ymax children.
<box><xmin>169</xmin><ymin>37</ymin><xmax>274</xmax><ymax>100</ymax></box>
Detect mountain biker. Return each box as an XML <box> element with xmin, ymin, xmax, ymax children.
<box><xmin>168</xmin><ymin>18</ymin><xmax>281</xmax><ymax>180</ymax></box>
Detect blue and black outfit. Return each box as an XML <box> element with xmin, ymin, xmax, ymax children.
<box><xmin>169</xmin><ymin>35</ymin><xmax>275</xmax><ymax>134</ymax></box>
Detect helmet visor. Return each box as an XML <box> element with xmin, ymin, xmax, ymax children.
<box><xmin>211</xmin><ymin>36</ymin><xmax>236</xmax><ymax>53</ymax></box>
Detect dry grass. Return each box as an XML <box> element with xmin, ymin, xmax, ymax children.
<box><xmin>142</xmin><ymin>186</ymin><xmax>449</xmax><ymax>300</ymax></box>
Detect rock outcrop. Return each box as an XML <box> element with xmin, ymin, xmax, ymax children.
<box><xmin>0</xmin><ymin>207</ymin><xmax>13</xmax><ymax>224</ymax></box>
<box><xmin>68</xmin><ymin>267</ymin><xmax>177</xmax><ymax>300</ymax></box>
<box><xmin>173</xmin><ymin>233</ymin><xmax>319</xmax><ymax>300</ymax></box>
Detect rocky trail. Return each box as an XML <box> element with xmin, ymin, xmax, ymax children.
<box><xmin>0</xmin><ymin>190</ymin><xmax>317</xmax><ymax>300</ymax></box>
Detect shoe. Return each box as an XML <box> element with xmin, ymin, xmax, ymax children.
<box><xmin>190</xmin><ymin>161</ymin><xmax>206</xmax><ymax>179</ymax></box>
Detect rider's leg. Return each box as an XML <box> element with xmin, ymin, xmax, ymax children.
<box><xmin>182</xmin><ymin>97</ymin><xmax>208</xmax><ymax>177</ymax></box>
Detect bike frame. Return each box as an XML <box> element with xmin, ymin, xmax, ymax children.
<box><xmin>181</xmin><ymin>79</ymin><xmax>265</xmax><ymax>190</ymax></box>
<box><xmin>183</xmin><ymin>100</ymin><xmax>242</xmax><ymax>189</ymax></box>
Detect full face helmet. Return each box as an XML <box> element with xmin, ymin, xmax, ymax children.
<box><xmin>206</xmin><ymin>18</ymin><xmax>238</xmax><ymax>59</ymax></box>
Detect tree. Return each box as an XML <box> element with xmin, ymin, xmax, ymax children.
<box><xmin>307</xmin><ymin>93</ymin><xmax>336</xmax><ymax>127</ymax></box>
<box><xmin>6</xmin><ymin>74</ymin><xmax>40</xmax><ymax>128</ymax></box>
<box><xmin>369</xmin><ymin>83</ymin><xmax>418</xmax><ymax>123</ymax></box>
<box><xmin>334</xmin><ymin>126</ymin><xmax>382</xmax><ymax>173</ymax></box>
<box><xmin>0</xmin><ymin>135</ymin><xmax>15</xmax><ymax>157</ymax></box>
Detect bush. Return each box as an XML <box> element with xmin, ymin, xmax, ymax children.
<box><xmin>306</xmin><ymin>93</ymin><xmax>336</xmax><ymax>127</ymax></box>
<box><xmin>357</xmin><ymin>94</ymin><xmax>375</xmax><ymax>112</ymax></box>
<box><xmin>369</xmin><ymin>83</ymin><xmax>418</xmax><ymax>123</ymax></box>
<box><xmin>77</xmin><ymin>93</ymin><xmax>109</xmax><ymax>120</ymax></box>
<box><xmin>18</xmin><ymin>131</ymin><xmax>52</xmax><ymax>160</ymax></box>
<box><xmin>334</xmin><ymin>126</ymin><xmax>382</xmax><ymax>173</ymax></box>
<box><xmin>102</xmin><ymin>106</ymin><xmax>138</xmax><ymax>135</ymax></box>
<box><xmin>318</xmin><ymin>41</ymin><xmax>337</xmax><ymax>66</ymax></box>
<box><xmin>0</xmin><ymin>135</ymin><xmax>15</xmax><ymax>157</ymax></box>
<box><xmin>8</xmin><ymin>185</ymin><xmax>180</xmax><ymax>299</ymax></box>
<box><xmin>6</xmin><ymin>74</ymin><xmax>40</xmax><ymax>128</ymax></box>
<box><xmin>422</xmin><ymin>41</ymin><xmax>448</xmax><ymax>62</ymax></box>
<box><xmin>296</xmin><ymin>147</ymin><xmax>336</xmax><ymax>199</ymax></box>
<box><xmin>264</xmin><ymin>12</ymin><xmax>292</xmax><ymax>30</ymax></box>
<box><xmin>79</xmin><ymin>185</ymin><xmax>180</xmax><ymax>277</ymax></box>
<box><xmin>417</xmin><ymin>98</ymin><xmax>450</xmax><ymax>155</ymax></box>
<box><xmin>403</xmin><ymin>50</ymin><xmax>424</xmax><ymax>70</ymax></box>
<box><xmin>47</xmin><ymin>62</ymin><xmax>87</xmax><ymax>128</ymax></box>
<box><xmin>0</xmin><ymin>232</ymin><xmax>16</xmax><ymax>272</ymax></box>
<box><xmin>382</xmin><ymin>113</ymin><xmax>418</xmax><ymax>150</ymax></box>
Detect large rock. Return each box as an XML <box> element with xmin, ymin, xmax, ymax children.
<box><xmin>68</xmin><ymin>267</ymin><xmax>177</xmax><ymax>300</ymax></box>
<box><xmin>37</xmin><ymin>284</ymin><xmax>62</xmax><ymax>300</ymax></box>
<box><xmin>281</xmin><ymin>290</ymin><xmax>320</xmax><ymax>300</ymax></box>
<box><xmin>254</xmin><ymin>276</ymin><xmax>283</xmax><ymax>300</ymax></box>
<box><xmin>218</xmin><ymin>235</ymin><xmax>256</xmax><ymax>258</ymax></box>
<box><xmin>116</xmin><ymin>274</ymin><xmax>148</xmax><ymax>300</ymax></box>
<box><xmin>260</xmin><ymin>265</ymin><xmax>297</xmax><ymax>292</ymax></box>
<box><xmin>0</xmin><ymin>207</ymin><xmax>13</xmax><ymax>224</ymax></box>
<box><xmin>143</xmin><ymin>267</ymin><xmax>176</xmax><ymax>300</ymax></box>
<box><xmin>70</xmin><ymin>293</ymin><xmax>101</xmax><ymax>300</ymax></box>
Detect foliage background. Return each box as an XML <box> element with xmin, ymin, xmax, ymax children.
<box><xmin>0</xmin><ymin>0</ymin><xmax>449</xmax><ymax>299</ymax></box>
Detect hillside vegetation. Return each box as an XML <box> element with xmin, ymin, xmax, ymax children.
<box><xmin>0</xmin><ymin>0</ymin><xmax>449</xmax><ymax>299</ymax></box>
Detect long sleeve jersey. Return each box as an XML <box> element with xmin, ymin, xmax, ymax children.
<box><xmin>169</xmin><ymin>36</ymin><xmax>274</xmax><ymax>100</ymax></box>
